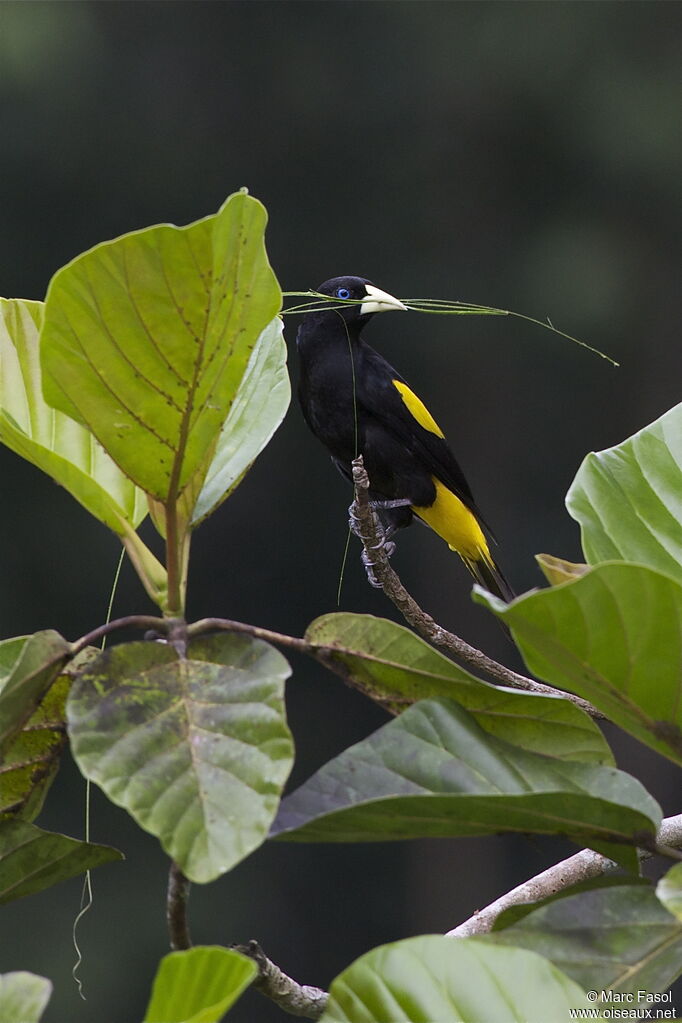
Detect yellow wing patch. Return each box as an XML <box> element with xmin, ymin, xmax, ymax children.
<box><xmin>413</xmin><ymin>477</ymin><xmax>493</xmax><ymax>563</ymax></box>
<box><xmin>392</xmin><ymin>379</ymin><xmax>445</xmax><ymax>438</ymax></box>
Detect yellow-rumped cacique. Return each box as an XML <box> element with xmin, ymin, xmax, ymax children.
<box><xmin>295</xmin><ymin>275</ymin><xmax>513</xmax><ymax>601</ymax></box>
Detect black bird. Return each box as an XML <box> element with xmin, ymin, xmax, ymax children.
<box><xmin>296</xmin><ymin>275</ymin><xmax>513</xmax><ymax>601</ymax></box>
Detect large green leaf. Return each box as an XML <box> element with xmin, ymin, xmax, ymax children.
<box><xmin>0</xmin><ymin>298</ymin><xmax>147</xmax><ymax>533</ymax></box>
<box><xmin>0</xmin><ymin>819</ymin><xmax>122</xmax><ymax>904</ymax></box>
<box><xmin>566</xmin><ymin>402</ymin><xmax>682</xmax><ymax>583</ymax></box>
<box><xmin>0</xmin><ymin>972</ymin><xmax>51</xmax><ymax>1023</ymax></box>
<box><xmin>0</xmin><ymin>632</ymin><xmax>70</xmax><ymax>753</ymax></box>
<box><xmin>272</xmin><ymin>699</ymin><xmax>659</xmax><ymax>869</ymax></box>
<box><xmin>321</xmin><ymin>935</ymin><xmax>599</xmax><ymax>1023</ymax></box>
<box><xmin>476</xmin><ymin>562</ymin><xmax>682</xmax><ymax>765</ymax></box>
<box><xmin>191</xmin><ymin>317</ymin><xmax>290</xmax><ymax>524</ymax></box>
<box><xmin>306</xmin><ymin>613</ymin><xmax>611</xmax><ymax>764</ymax></box>
<box><xmin>488</xmin><ymin>878</ymin><xmax>682</xmax><ymax>999</ymax></box>
<box><xmin>67</xmin><ymin>634</ymin><xmax>294</xmax><ymax>883</ymax></box>
<box><xmin>41</xmin><ymin>191</ymin><xmax>281</xmax><ymax>503</ymax></box>
<box><xmin>144</xmin><ymin>946</ymin><xmax>256</xmax><ymax>1023</ymax></box>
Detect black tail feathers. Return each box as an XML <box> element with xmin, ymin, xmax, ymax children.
<box><xmin>463</xmin><ymin>555</ymin><xmax>515</xmax><ymax>603</ymax></box>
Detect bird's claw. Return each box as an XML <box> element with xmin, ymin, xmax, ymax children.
<box><xmin>361</xmin><ymin>549</ymin><xmax>384</xmax><ymax>588</ymax></box>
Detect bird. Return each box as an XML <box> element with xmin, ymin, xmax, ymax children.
<box><xmin>295</xmin><ymin>275</ymin><xmax>513</xmax><ymax>602</ymax></box>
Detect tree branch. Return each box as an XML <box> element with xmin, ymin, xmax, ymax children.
<box><xmin>446</xmin><ymin>813</ymin><xmax>682</xmax><ymax>938</ymax></box>
<box><xmin>349</xmin><ymin>456</ymin><xmax>603</xmax><ymax>719</ymax></box>
<box><xmin>70</xmin><ymin>614</ymin><xmax>169</xmax><ymax>655</ymax></box>
<box><xmin>167</xmin><ymin>861</ymin><xmax>192</xmax><ymax>951</ymax></box>
<box><xmin>234</xmin><ymin>940</ymin><xmax>328</xmax><ymax>1019</ymax></box>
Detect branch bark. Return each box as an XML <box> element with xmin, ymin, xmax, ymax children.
<box><xmin>234</xmin><ymin>940</ymin><xmax>328</xmax><ymax>1019</ymax></box>
<box><xmin>349</xmin><ymin>455</ymin><xmax>602</xmax><ymax>718</ymax></box>
<box><xmin>447</xmin><ymin>813</ymin><xmax>682</xmax><ymax>938</ymax></box>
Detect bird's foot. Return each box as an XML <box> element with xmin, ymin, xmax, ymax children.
<box><xmin>370</xmin><ymin>498</ymin><xmax>413</xmax><ymax>511</ymax></box>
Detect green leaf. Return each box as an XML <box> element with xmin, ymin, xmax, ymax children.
<box><xmin>0</xmin><ymin>972</ymin><xmax>51</xmax><ymax>1023</ymax></box>
<box><xmin>0</xmin><ymin>632</ymin><xmax>70</xmax><ymax>753</ymax></box>
<box><xmin>0</xmin><ymin>819</ymin><xmax>122</xmax><ymax>904</ymax></box>
<box><xmin>0</xmin><ymin>298</ymin><xmax>146</xmax><ymax>533</ymax></box>
<box><xmin>144</xmin><ymin>946</ymin><xmax>256</xmax><ymax>1023</ymax></box>
<box><xmin>476</xmin><ymin>562</ymin><xmax>682</xmax><ymax>765</ymax></box>
<box><xmin>488</xmin><ymin>878</ymin><xmax>682</xmax><ymax>998</ymax></box>
<box><xmin>41</xmin><ymin>191</ymin><xmax>281</xmax><ymax>503</ymax></box>
<box><xmin>272</xmin><ymin>699</ymin><xmax>659</xmax><ymax>870</ymax></box>
<box><xmin>0</xmin><ymin>673</ymin><xmax>69</xmax><ymax>820</ymax></box>
<box><xmin>321</xmin><ymin>934</ymin><xmax>598</xmax><ymax>1023</ymax></box>
<box><xmin>657</xmin><ymin>863</ymin><xmax>682</xmax><ymax>923</ymax></box>
<box><xmin>191</xmin><ymin>317</ymin><xmax>290</xmax><ymax>525</ymax></box>
<box><xmin>566</xmin><ymin>402</ymin><xmax>682</xmax><ymax>583</ymax></box>
<box><xmin>306</xmin><ymin>613</ymin><xmax>612</xmax><ymax>764</ymax></box>
<box><xmin>67</xmin><ymin>634</ymin><xmax>294</xmax><ymax>883</ymax></box>
<box><xmin>536</xmin><ymin>553</ymin><xmax>590</xmax><ymax>586</ymax></box>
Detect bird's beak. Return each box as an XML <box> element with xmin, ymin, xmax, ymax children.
<box><xmin>360</xmin><ymin>284</ymin><xmax>408</xmax><ymax>316</ymax></box>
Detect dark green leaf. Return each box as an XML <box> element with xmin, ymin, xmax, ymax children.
<box><xmin>144</xmin><ymin>946</ymin><xmax>256</xmax><ymax>1023</ymax></box>
<box><xmin>306</xmin><ymin>613</ymin><xmax>611</xmax><ymax>764</ymax></box>
<box><xmin>273</xmin><ymin>699</ymin><xmax>659</xmax><ymax>870</ymax></box>
<box><xmin>566</xmin><ymin>402</ymin><xmax>682</xmax><ymax>583</ymax></box>
<box><xmin>67</xmin><ymin>634</ymin><xmax>294</xmax><ymax>883</ymax></box>
<box><xmin>0</xmin><ymin>632</ymin><xmax>70</xmax><ymax>753</ymax></box>
<box><xmin>476</xmin><ymin>562</ymin><xmax>682</xmax><ymax>765</ymax></box>
<box><xmin>321</xmin><ymin>934</ymin><xmax>597</xmax><ymax>1023</ymax></box>
<box><xmin>487</xmin><ymin>878</ymin><xmax>682</xmax><ymax>998</ymax></box>
<box><xmin>41</xmin><ymin>191</ymin><xmax>281</xmax><ymax>503</ymax></box>
<box><xmin>0</xmin><ymin>673</ymin><xmax>69</xmax><ymax>820</ymax></box>
<box><xmin>0</xmin><ymin>820</ymin><xmax>122</xmax><ymax>904</ymax></box>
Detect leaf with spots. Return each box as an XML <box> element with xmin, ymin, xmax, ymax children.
<box><xmin>66</xmin><ymin>634</ymin><xmax>294</xmax><ymax>883</ymax></box>
<box><xmin>0</xmin><ymin>631</ymin><xmax>70</xmax><ymax>754</ymax></box>
<box><xmin>41</xmin><ymin>191</ymin><xmax>281</xmax><ymax>504</ymax></box>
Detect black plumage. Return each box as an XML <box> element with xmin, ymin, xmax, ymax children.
<box><xmin>296</xmin><ymin>276</ymin><xmax>512</xmax><ymax>601</ymax></box>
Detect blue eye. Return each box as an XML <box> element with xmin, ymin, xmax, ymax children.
<box><xmin>336</xmin><ymin>287</ymin><xmax>351</xmax><ymax>300</ymax></box>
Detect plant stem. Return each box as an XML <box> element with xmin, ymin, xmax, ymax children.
<box><xmin>167</xmin><ymin>861</ymin><xmax>192</xmax><ymax>951</ymax></box>
<box><xmin>165</xmin><ymin>501</ymin><xmax>184</xmax><ymax>618</ymax></box>
<box><xmin>70</xmin><ymin>615</ymin><xmax>168</xmax><ymax>655</ymax></box>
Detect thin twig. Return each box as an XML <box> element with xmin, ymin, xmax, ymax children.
<box><xmin>70</xmin><ymin>614</ymin><xmax>169</xmax><ymax>655</ymax></box>
<box><xmin>349</xmin><ymin>456</ymin><xmax>603</xmax><ymax>719</ymax></box>
<box><xmin>446</xmin><ymin>813</ymin><xmax>682</xmax><ymax>938</ymax></box>
<box><xmin>167</xmin><ymin>861</ymin><xmax>192</xmax><ymax>951</ymax></box>
<box><xmin>186</xmin><ymin>617</ymin><xmax>309</xmax><ymax>653</ymax></box>
<box><xmin>234</xmin><ymin>940</ymin><xmax>328</xmax><ymax>1020</ymax></box>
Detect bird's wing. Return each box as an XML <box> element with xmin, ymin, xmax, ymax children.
<box><xmin>357</xmin><ymin>345</ymin><xmax>491</xmax><ymax>526</ymax></box>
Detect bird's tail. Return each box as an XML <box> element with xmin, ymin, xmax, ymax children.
<box><xmin>461</xmin><ymin>552</ymin><xmax>515</xmax><ymax>604</ymax></box>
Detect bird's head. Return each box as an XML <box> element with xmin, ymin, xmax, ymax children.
<box><xmin>314</xmin><ymin>276</ymin><xmax>407</xmax><ymax>325</ymax></box>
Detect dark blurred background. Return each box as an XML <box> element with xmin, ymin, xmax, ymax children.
<box><xmin>1</xmin><ymin>1</ymin><xmax>681</xmax><ymax>1019</ymax></box>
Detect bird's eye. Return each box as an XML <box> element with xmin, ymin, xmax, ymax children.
<box><xmin>336</xmin><ymin>287</ymin><xmax>351</xmax><ymax>300</ymax></box>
